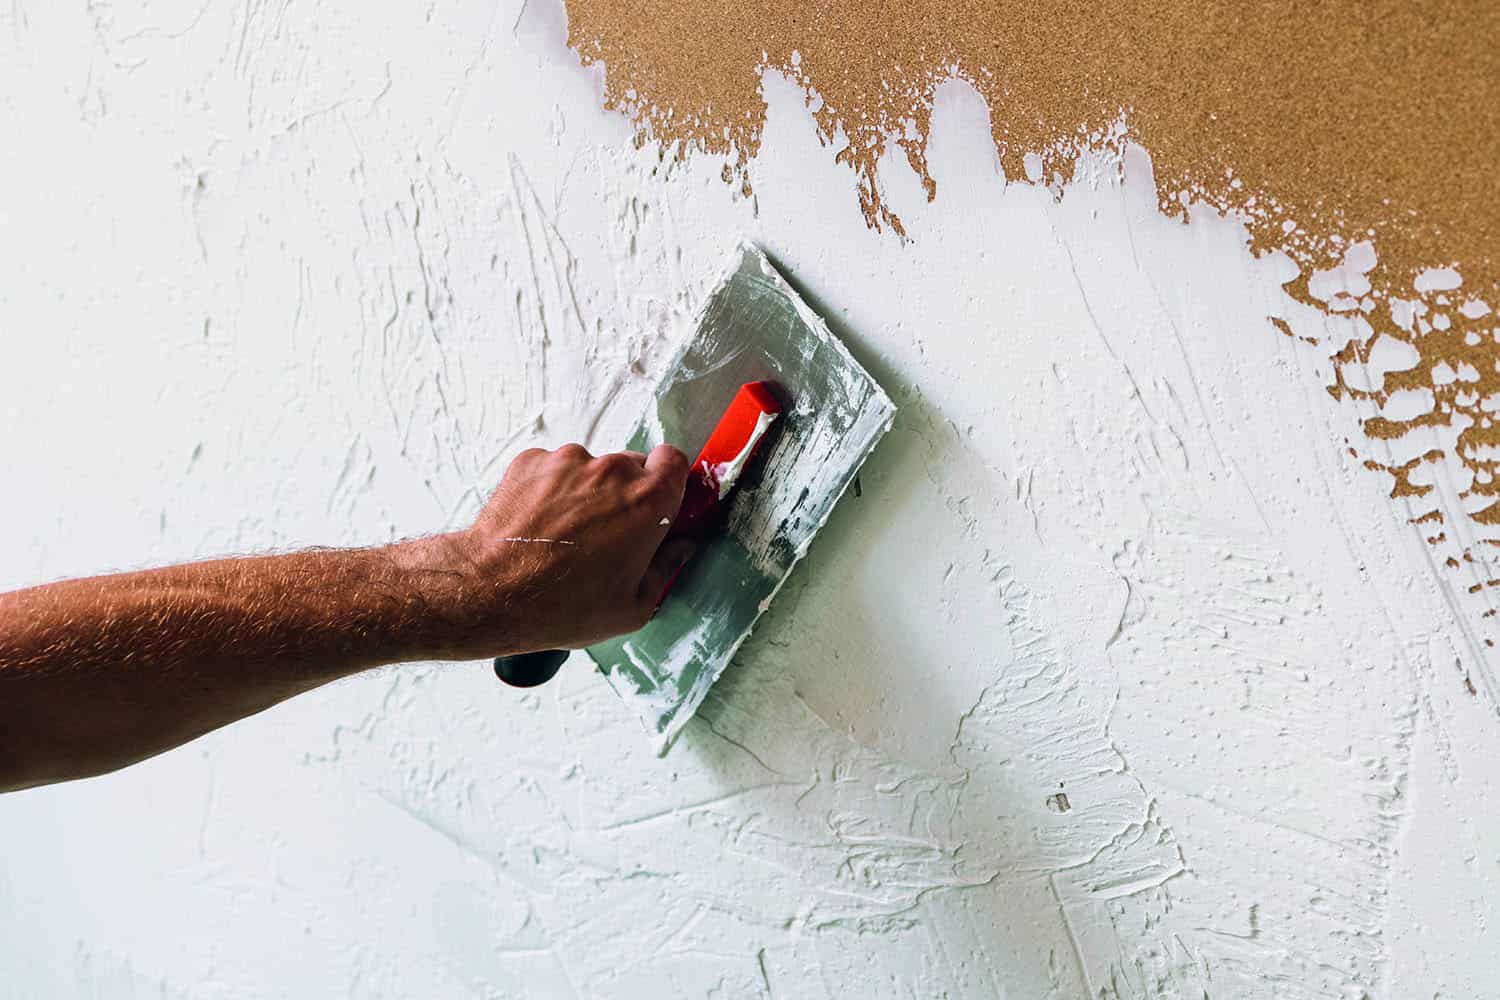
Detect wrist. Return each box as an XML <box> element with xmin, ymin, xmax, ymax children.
<box><xmin>377</xmin><ymin>532</ymin><xmax>510</xmax><ymax>662</ymax></box>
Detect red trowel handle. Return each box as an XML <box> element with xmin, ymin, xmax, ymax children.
<box><xmin>495</xmin><ymin>381</ymin><xmax>783</xmax><ymax>688</ymax></box>
<box><xmin>657</xmin><ymin>379</ymin><xmax>781</xmax><ymax>600</ymax></box>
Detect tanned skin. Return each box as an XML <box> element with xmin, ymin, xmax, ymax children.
<box><xmin>0</xmin><ymin>443</ymin><xmax>695</xmax><ymax>793</ymax></box>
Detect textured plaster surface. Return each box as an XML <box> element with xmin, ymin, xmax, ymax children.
<box><xmin>2</xmin><ymin>1</ymin><xmax>1498</xmax><ymax>997</ymax></box>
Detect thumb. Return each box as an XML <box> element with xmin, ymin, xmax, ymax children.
<box><xmin>640</xmin><ymin>537</ymin><xmax>698</xmax><ymax>608</ymax></box>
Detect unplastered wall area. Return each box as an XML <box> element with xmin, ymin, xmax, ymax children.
<box><xmin>2</xmin><ymin>0</ymin><xmax>1497</xmax><ymax>996</ymax></box>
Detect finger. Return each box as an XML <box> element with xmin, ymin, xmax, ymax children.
<box><xmin>638</xmin><ymin>537</ymin><xmax>698</xmax><ymax>607</ymax></box>
<box><xmin>553</xmin><ymin>442</ymin><xmax>593</xmax><ymax>463</ymax></box>
<box><xmin>596</xmin><ymin>451</ymin><xmax>648</xmax><ymax>478</ymax></box>
<box><xmin>643</xmin><ymin>444</ymin><xmax>690</xmax><ymax>491</ymax></box>
<box><xmin>505</xmin><ymin>448</ymin><xmax>551</xmax><ymax>478</ymax></box>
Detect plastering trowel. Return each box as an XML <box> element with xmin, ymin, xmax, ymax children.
<box><xmin>494</xmin><ymin>245</ymin><xmax>895</xmax><ymax>754</ymax></box>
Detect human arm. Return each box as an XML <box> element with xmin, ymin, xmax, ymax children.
<box><xmin>0</xmin><ymin>443</ymin><xmax>693</xmax><ymax>792</ymax></box>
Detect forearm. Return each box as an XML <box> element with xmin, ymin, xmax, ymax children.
<box><xmin>0</xmin><ymin>441</ymin><xmax>692</xmax><ymax>793</ymax></box>
<box><xmin>0</xmin><ymin>536</ymin><xmax>476</xmax><ymax>791</ymax></box>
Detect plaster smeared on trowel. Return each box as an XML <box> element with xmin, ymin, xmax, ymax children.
<box><xmin>706</xmin><ymin>408</ymin><xmax>778</xmax><ymax>498</ymax></box>
<box><xmin>587</xmin><ymin>244</ymin><xmax>895</xmax><ymax>753</ymax></box>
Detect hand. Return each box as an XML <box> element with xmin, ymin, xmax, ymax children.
<box><xmin>427</xmin><ymin>443</ymin><xmax>695</xmax><ymax>658</ymax></box>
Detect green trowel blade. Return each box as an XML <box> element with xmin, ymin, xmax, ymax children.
<box><xmin>585</xmin><ymin>244</ymin><xmax>896</xmax><ymax>754</ymax></box>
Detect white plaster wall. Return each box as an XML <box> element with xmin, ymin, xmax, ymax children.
<box><xmin>3</xmin><ymin>1</ymin><xmax>1498</xmax><ymax>996</ymax></box>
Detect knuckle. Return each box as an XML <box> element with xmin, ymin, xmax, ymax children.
<box><xmin>512</xmin><ymin>447</ymin><xmax>548</xmax><ymax>467</ymax></box>
<box><xmin>553</xmin><ymin>443</ymin><xmax>591</xmax><ymax>463</ymax></box>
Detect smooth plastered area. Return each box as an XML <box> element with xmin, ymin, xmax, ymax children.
<box><xmin>2</xmin><ymin>1</ymin><xmax>1498</xmax><ymax>997</ymax></box>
